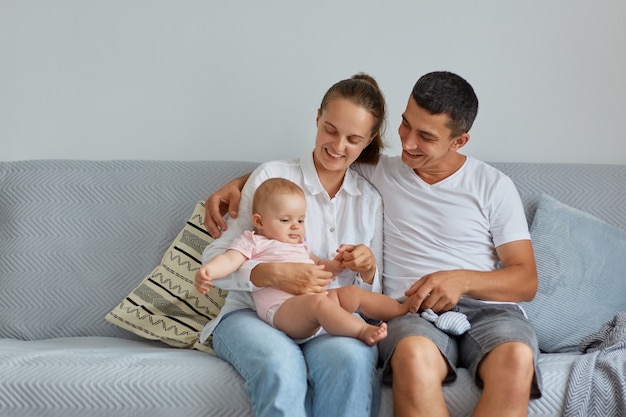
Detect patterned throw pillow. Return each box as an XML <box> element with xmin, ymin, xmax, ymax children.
<box><xmin>105</xmin><ymin>201</ymin><xmax>226</xmax><ymax>353</ymax></box>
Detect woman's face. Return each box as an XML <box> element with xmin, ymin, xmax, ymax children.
<box><xmin>313</xmin><ymin>97</ymin><xmax>375</xmax><ymax>174</ymax></box>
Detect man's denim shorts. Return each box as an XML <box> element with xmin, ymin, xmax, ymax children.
<box><xmin>378</xmin><ymin>297</ymin><xmax>543</xmax><ymax>398</ymax></box>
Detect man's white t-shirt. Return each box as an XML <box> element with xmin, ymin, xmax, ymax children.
<box><xmin>356</xmin><ymin>154</ymin><xmax>530</xmax><ymax>301</ymax></box>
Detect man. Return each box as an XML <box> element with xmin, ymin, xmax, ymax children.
<box><xmin>354</xmin><ymin>71</ymin><xmax>541</xmax><ymax>417</ymax></box>
<box><xmin>205</xmin><ymin>71</ymin><xmax>542</xmax><ymax>417</ymax></box>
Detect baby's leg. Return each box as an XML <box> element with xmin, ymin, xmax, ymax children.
<box><xmin>272</xmin><ymin>293</ymin><xmax>387</xmax><ymax>346</ymax></box>
<box><xmin>271</xmin><ymin>294</ymin><xmax>325</xmax><ymax>340</ymax></box>
<box><xmin>331</xmin><ymin>285</ymin><xmax>409</xmax><ymax>321</ymax></box>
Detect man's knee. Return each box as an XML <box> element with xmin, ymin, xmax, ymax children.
<box><xmin>392</xmin><ymin>336</ymin><xmax>448</xmax><ymax>382</ymax></box>
<box><xmin>480</xmin><ymin>341</ymin><xmax>535</xmax><ymax>382</ymax></box>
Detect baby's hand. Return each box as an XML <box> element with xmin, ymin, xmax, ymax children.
<box><xmin>194</xmin><ymin>267</ymin><xmax>214</xmax><ymax>294</ymax></box>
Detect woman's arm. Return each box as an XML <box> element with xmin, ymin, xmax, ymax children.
<box><xmin>348</xmin><ymin>190</ymin><xmax>383</xmax><ymax>292</ymax></box>
<box><xmin>250</xmin><ymin>262</ymin><xmax>333</xmax><ymax>295</ymax></box>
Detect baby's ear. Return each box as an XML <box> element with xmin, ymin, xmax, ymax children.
<box><xmin>252</xmin><ymin>213</ymin><xmax>263</xmax><ymax>229</ymax></box>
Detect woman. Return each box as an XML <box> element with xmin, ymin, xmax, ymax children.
<box><xmin>200</xmin><ymin>73</ymin><xmax>386</xmax><ymax>417</ymax></box>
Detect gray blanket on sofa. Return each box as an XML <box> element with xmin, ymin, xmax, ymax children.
<box><xmin>563</xmin><ymin>312</ymin><xmax>626</xmax><ymax>417</ymax></box>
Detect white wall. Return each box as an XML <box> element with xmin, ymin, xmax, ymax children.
<box><xmin>2</xmin><ymin>0</ymin><xmax>625</xmax><ymax>164</ymax></box>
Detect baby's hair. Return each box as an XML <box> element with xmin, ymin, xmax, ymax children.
<box><xmin>252</xmin><ymin>178</ymin><xmax>306</xmax><ymax>214</ymax></box>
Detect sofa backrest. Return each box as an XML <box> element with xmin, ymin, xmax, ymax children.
<box><xmin>0</xmin><ymin>160</ymin><xmax>259</xmax><ymax>341</ymax></box>
<box><xmin>0</xmin><ymin>160</ymin><xmax>624</xmax><ymax>341</ymax></box>
<box><xmin>491</xmin><ymin>162</ymin><xmax>626</xmax><ymax>232</ymax></box>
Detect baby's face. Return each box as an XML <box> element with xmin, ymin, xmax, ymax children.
<box><xmin>257</xmin><ymin>193</ymin><xmax>306</xmax><ymax>244</ymax></box>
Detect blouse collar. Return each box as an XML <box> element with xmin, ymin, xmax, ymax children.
<box><xmin>300</xmin><ymin>152</ymin><xmax>361</xmax><ymax>197</ymax></box>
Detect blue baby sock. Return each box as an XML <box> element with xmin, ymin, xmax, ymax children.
<box><xmin>421</xmin><ymin>309</ymin><xmax>471</xmax><ymax>336</ymax></box>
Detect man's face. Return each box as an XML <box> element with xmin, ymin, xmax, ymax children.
<box><xmin>398</xmin><ymin>97</ymin><xmax>463</xmax><ymax>173</ymax></box>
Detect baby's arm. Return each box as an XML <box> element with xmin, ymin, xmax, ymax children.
<box><xmin>195</xmin><ymin>249</ymin><xmax>248</xmax><ymax>294</ymax></box>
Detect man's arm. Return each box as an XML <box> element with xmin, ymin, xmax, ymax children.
<box><xmin>204</xmin><ymin>173</ymin><xmax>251</xmax><ymax>238</ymax></box>
<box><xmin>459</xmin><ymin>239</ymin><xmax>538</xmax><ymax>303</ymax></box>
<box><xmin>405</xmin><ymin>239</ymin><xmax>538</xmax><ymax>312</ymax></box>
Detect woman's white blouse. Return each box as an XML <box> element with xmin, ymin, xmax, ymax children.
<box><xmin>200</xmin><ymin>152</ymin><xmax>383</xmax><ymax>341</ymax></box>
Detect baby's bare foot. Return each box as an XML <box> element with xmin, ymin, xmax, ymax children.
<box><xmin>359</xmin><ymin>322</ymin><xmax>388</xmax><ymax>346</ymax></box>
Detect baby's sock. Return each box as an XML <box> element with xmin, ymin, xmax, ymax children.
<box><xmin>421</xmin><ymin>309</ymin><xmax>471</xmax><ymax>336</ymax></box>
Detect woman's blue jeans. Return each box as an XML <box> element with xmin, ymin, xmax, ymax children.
<box><xmin>213</xmin><ymin>309</ymin><xmax>381</xmax><ymax>417</ymax></box>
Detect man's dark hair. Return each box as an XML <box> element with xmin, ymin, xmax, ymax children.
<box><xmin>411</xmin><ymin>71</ymin><xmax>479</xmax><ymax>137</ymax></box>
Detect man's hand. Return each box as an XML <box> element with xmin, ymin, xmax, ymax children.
<box><xmin>204</xmin><ymin>174</ymin><xmax>250</xmax><ymax>238</ymax></box>
<box><xmin>404</xmin><ymin>270</ymin><xmax>467</xmax><ymax>313</ymax></box>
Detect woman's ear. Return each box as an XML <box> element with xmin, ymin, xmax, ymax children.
<box><xmin>367</xmin><ymin>132</ymin><xmax>377</xmax><ymax>146</ymax></box>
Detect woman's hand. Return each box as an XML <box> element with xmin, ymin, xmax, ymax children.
<box><xmin>335</xmin><ymin>244</ymin><xmax>377</xmax><ymax>284</ymax></box>
<box><xmin>204</xmin><ymin>174</ymin><xmax>250</xmax><ymax>238</ymax></box>
<box><xmin>316</xmin><ymin>258</ymin><xmax>345</xmax><ymax>278</ymax></box>
<box><xmin>251</xmin><ymin>262</ymin><xmax>333</xmax><ymax>295</ymax></box>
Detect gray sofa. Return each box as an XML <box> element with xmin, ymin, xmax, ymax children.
<box><xmin>1</xmin><ymin>159</ymin><xmax>625</xmax><ymax>417</ymax></box>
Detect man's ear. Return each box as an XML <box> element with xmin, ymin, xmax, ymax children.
<box><xmin>452</xmin><ymin>133</ymin><xmax>470</xmax><ymax>150</ymax></box>
<box><xmin>252</xmin><ymin>213</ymin><xmax>263</xmax><ymax>229</ymax></box>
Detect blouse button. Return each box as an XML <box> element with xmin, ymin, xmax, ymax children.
<box><xmin>330</xmin><ymin>227</ymin><xmax>335</xmax><ymax>232</ymax></box>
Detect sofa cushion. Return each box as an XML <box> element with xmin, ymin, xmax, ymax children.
<box><xmin>523</xmin><ymin>194</ymin><xmax>626</xmax><ymax>353</ymax></box>
<box><xmin>105</xmin><ymin>201</ymin><xmax>226</xmax><ymax>353</ymax></box>
<box><xmin>0</xmin><ymin>337</ymin><xmax>253</xmax><ymax>417</ymax></box>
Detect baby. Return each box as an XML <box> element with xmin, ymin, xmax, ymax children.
<box><xmin>195</xmin><ymin>177</ymin><xmax>410</xmax><ymax>345</ymax></box>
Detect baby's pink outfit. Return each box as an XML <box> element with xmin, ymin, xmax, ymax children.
<box><xmin>228</xmin><ymin>231</ymin><xmax>314</xmax><ymax>324</ymax></box>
